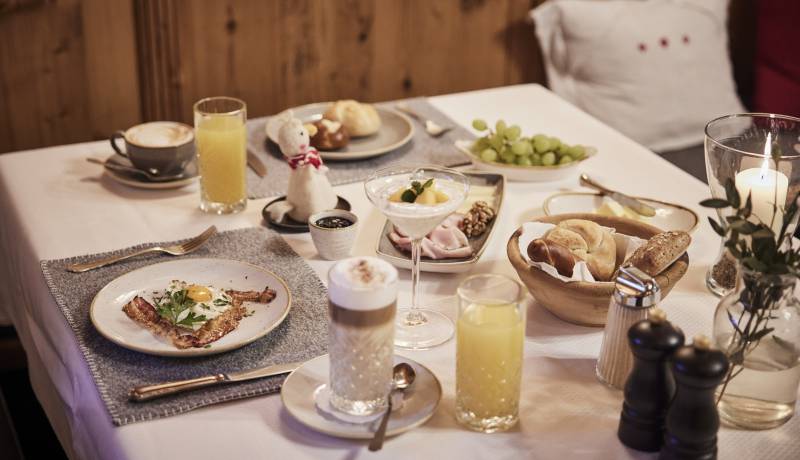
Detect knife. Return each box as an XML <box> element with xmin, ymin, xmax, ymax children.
<box><xmin>129</xmin><ymin>360</ymin><xmax>302</xmax><ymax>402</ymax></box>
<box><xmin>579</xmin><ymin>174</ymin><xmax>657</xmax><ymax>217</ymax></box>
<box><xmin>247</xmin><ymin>151</ymin><xmax>268</xmax><ymax>177</ymax></box>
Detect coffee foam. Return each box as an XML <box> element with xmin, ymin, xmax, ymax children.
<box><xmin>328</xmin><ymin>257</ymin><xmax>398</xmax><ymax>311</ymax></box>
<box><xmin>126</xmin><ymin>122</ymin><xmax>194</xmax><ymax>147</ymax></box>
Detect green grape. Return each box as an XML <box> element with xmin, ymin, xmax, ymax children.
<box><xmin>534</xmin><ymin>136</ymin><xmax>552</xmax><ymax>153</ymax></box>
<box><xmin>568</xmin><ymin>145</ymin><xmax>586</xmax><ymax>160</ymax></box>
<box><xmin>549</xmin><ymin>137</ymin><xmax>562</xmax><ymax>150</ymax></box>
<box><xmin>531</xmin><ymin>153</ymin><xmax>542</xmax><ymax>166</ymax></box>
<box><xmin>558</xmin><ymin>155</ymin><xmax>574</xmax><ymax>165</ymax></box>
<box><xmin>489</xmin><ymin>133</ymin><xmax>504</xmax><ymax>151</ymax></box>
<box><xmin>500</xmin><ymin>150</ymin><xmax>516</xmax><ymax>164</ymax></box>
<box><xmin>516</xmin><ymin>156</ymin><xmax>533</xmax><ymax>166</ymax></box>
<box><xmin>511</xmin><ymin>141</ymin><xmax>529</xmax><ymax>155</ymax></box>
<box><xmin>472</xmin><ymin>137</ymin><xmax>490</xmax><ymax>152</ymax></box>
<box><xmin>480</xmin><ymin>148</ymin><xmax>498</xmax><ymax>162</ymax></box>
<box><xmin>557</xmin><ymin>142</ymin><xmax>570</xmax><ymax>155</ymax></box>
<box><xmin>541</xmin><ymin>152</ymin><xmax>556</xmax><ymax>166</ymax></box>
<box><xmin>495</xmin><ymin>120</ymin><xmax>507</xmax><ymax>134</ymax></box>
<box><xmin>505</xmin><ymin>125</ymin><xmax>521</xmax><ymax>141</ymax></box>
<box><xmin>472</xmin><ymin>119</ymin><xmax>488</xmax><ymax>131</ymax></box>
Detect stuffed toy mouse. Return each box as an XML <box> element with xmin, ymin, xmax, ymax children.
<box><xmin>273</xmin><ymin>118</ymin><xmax>337</xmax><ymax>222</ymax></box>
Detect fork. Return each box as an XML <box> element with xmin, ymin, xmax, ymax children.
<box><xmin>395</xmin><ymin>103</ymin><xmax>454</xmax><ymax>138</ymax></box>
<box><xmin>66</xmin><ymin>226</ymin><xmax>218</xmax><ymax>273</ymax></box>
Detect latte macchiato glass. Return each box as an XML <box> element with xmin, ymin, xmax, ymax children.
<box><xmin>193</xmin><ymin>97</ymin><xmax>247</xmax><ymax>214</ymax></box>
<box><xmin>328</xmin><ymin>257</ymin><xmax>398</xmax><ymax>416</ymax></box>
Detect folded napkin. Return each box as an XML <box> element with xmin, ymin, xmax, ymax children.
<box><xmin>245</xmin><ymin>97</ymin><xmax>473</xmax><ymax>199</ymax></box>
<box><xmin>40</xmin><ymin>227</ymin><xmax>328</xmax><ymax>426</ymax></box>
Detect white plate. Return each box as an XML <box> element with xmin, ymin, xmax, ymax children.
<box><xmin>375</xmin><ymin>172</ymin><xmax>505</xmax><ymax>273</ymax></box>
<box><xmin>281</xmin><ymin>354</ymin><xmax>441</xmax><ymax>439</ymax></box>
<box><xmin>544</xmin><ymin>192</ymin><xmax>700</xmax><ymax>233</ymax></box>
<box><xmin>266</xmin><ymin>102</ymin><xmax>414</xmax><ymax>161</ymax></box>
<box><xmin>454</xmin><ymin>139</ymin><xmax>596</xmax><ymax>182</ymax></box>
<box><xmin>90</xmin><ymin>258</ymin><xmax>291</xmax><ymax>357</ymax></box>
<box><xmin>102</xmin><ymin>154</ymin><xmax>198</xmax><ymax>190</ymax></box>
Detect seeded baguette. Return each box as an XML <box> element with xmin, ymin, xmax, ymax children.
<box><xmin>625</xmin><ymin>231</ymin><xmax>691</xmax><ymax>276</ymax></box>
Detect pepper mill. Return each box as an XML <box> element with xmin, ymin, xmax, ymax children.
<box><xmin>660</xmin><ymin>335</ymin><xmax>729</xmax><ymax>460</ymax></box>
<box><xmin>618</xmin><ymin>309</ymin><xmax>685</xmax><ymax>452</ymax></box>
<box><xmin>597</xmin><ymin>266</ymin><xmax>661</xmax><ymax>389</ymax></box>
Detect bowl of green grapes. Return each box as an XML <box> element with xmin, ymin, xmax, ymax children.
<box><xmin>455</xmin><ymin>119</ymin><xmax>596</xmax><ymax>182</ymax></box>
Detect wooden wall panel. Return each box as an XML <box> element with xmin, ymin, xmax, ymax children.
<box><xmin>136</xmin><ymin>0</ymin><xmax>546</xmax><ymax>124</ymax></box>
<box><xmin>0</xmin><ymin>0</ymin><xmax>140</xmax><ymax>153</ymax></box>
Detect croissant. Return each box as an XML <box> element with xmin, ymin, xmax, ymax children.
<box><xmin>544</xmin><ymin>219</ymin><xmax>616</xmax><ymax>281</ymax></box>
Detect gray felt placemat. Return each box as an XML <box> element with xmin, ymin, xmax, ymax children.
<box><xmin>245</xmin><ymin>97</ymin><xmax>473</xmax><ymax>199</ymax></box>
<box><xmin>40</xmin><ymin>227</ymin><xmax>328</xmax><ymax>426</ymax></box>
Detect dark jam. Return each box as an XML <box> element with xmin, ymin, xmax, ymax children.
<box><xmin>315</xmin><ymin>216</ymin><xmax>353</xmax><ymax>229</ymax></box>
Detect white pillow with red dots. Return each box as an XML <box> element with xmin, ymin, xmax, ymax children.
<box><xmin>531</xmin><ymin>0</ymin><xmax>744</xmax><ymax>152</ymax></box>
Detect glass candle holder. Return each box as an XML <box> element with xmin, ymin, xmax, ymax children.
<box><xmin>193</xmin><ymin>97</ymin><xmax>247</xmax><ymax>214</ymax></box>
<box><xmin>455</xmin><ymin>274</ymin><xmax>524</xmax><ymax>433</ymax></box>
<box><xmin>704</xmin><ymin>113</ymin><xmax>800</xmax><ymax>297</ymax></box>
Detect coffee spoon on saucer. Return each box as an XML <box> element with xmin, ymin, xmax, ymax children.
<box><xmin>369</xmin><ymin>363</ymin><xmax>417</xmax><ymax>451</ymax></box>
<box><xmin>87</xmin><ymin>157</ymin><xmax>187</xmax><ymax>182</ymax></box>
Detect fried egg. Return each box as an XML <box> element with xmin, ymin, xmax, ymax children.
<box><xmin>162</xmin><ymin>280</ymin><xmax>233</xmax><ymax>330</ymax></box>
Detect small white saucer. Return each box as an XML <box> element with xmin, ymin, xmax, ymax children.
<box><xmin>281</xmin><ymin>354</ymin><xmax>441</xmax><ymax>439</ymax></box>
<box><xmin>103</xmin><ymin>154</ymin><xmax>198</xmax><ymax>190</ymax></box>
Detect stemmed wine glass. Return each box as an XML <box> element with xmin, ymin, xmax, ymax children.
<box><xmin>365</xmin><ymin>165</ymin><xmax>470</xmax><ymax>349</ymax></box>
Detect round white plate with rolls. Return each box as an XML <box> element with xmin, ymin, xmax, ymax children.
<box><xmin>266</xmin><ymin>101</ymin><xmax>414</xmax><ymax>161</ymax></box>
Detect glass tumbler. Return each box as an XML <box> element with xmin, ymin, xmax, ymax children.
<box><xmin>456</xmin><ymin>274</ymin><xmax>525</xmax><ymax>433</ymax></box>
<box><xmin>193</xmin><ymin>97</ymin><xmax>247</xmax><ymax>214</ymax></box>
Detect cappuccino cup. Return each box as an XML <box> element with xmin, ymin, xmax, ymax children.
<box><xmin>110</xmin><ymin>121</ymin><xmax>195</xmax><ymax>175</ymax></box>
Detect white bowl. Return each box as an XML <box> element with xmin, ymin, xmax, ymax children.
<box><xmin>454</xmin><ymin>139</ymin><xmax>596</xmax><ymax>182</ymax></box>
<box><xmin>543</xmin><ymin>192</ymin><xmax>700</xmax><ymax>233</ymax></box>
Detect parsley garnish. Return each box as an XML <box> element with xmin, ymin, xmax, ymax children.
<box><xmin>153</xmin><ymin>288</ymin><xmax>207</xmax><ymax>328</ymax></box>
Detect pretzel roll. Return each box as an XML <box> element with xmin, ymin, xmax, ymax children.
<box><xmin>545</xmin><ymin>219</ymin><xmax>616</xmax><ymax>281</ymax></box>
<box><xmin>528</xmin><ymin>239</ymin><xmax>578</xmax><ymax>277</ymax></box>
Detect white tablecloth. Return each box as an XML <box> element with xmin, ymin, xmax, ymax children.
<box><xmin>1</xmin><ymin>84</ymin><xmax>797</xmax><ymax>459</ymax></box>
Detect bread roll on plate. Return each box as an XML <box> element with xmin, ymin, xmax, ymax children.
<box><xmin>323</xmin><ymin>100</ymin><xmax>381</xmax><ymax>137</ymax></box>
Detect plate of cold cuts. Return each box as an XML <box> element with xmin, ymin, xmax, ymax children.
<box><xmin>375</xmin><ymin>172</ymin><xmax>505</xmax><ymax>273</ymax></box>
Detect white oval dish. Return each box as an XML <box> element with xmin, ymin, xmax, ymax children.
<box><xmin>90</xmin><ymin>258</ymin><xmax>291</xmax><ymax>357</ymax></box>
<box><xmin>543</xmin><ymin>192</ymin><xmax>700</xmax><ymax>233</ymax></box>
<box><xmin>454</xmin><ymin>139</ymin><xmax>596</xmax><ymax>182</ymax></box>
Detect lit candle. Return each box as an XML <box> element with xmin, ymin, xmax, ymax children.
<box><xmin>734</xmin><ymin>135</ymin><xmax>789</xmax><ymax>234</ymax></box>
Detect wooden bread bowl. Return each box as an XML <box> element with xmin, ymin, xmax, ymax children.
<box><xmin>507</xmin><ymin>213</ymin><xmax>689</xmax><ymax>327</ymax></box>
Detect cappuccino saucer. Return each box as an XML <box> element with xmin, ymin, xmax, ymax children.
<box><xmin>102</xmin><ymin>154</ymin><xmax>198</xmax><ymax>190</ymax></box>
<box><xmin>281</xmin><ymin>354</ymin><xmax>441</xmax><ymax>440</ymax></box>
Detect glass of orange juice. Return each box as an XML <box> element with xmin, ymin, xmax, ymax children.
<box><xmin>456</xmin><ymin>274</ymin><xmax>524</xmax><ymax>432</ymax></box>
<box><xmin>193</xmin><ymin>97</ymin><xmax>247</xmax><ymax>214</ymax></box>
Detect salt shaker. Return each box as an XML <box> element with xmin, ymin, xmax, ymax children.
<box><xmin>597</xmin><ymin>266</ymin><xmax>661</xmax><ymax>389</ymax></box>
<box><xmin>660</xmin><ymin>335</ymin><xmax>729</xmax><ymax>460</ymax></box>
<box><xmin>618</xmin><ymin>309</ymin><xmax>685</xmax><ymax>452</ymax></box>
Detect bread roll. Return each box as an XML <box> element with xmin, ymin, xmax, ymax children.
<box><xmin>527</xmin><ymin>239</ymin><xmax>577</xmax><ymax>277</ymax></box>
<box><xmin>545</xmin><ymin>219</ymin><xmax>616</xmax><ymax>281</ymax></box>
<box><xmin>625</xmin><ymin>231</ymin><xmax>691</xmax><ymax>276</ymax></box>
<box><xmin>323</xmin><ymin>100</ymin><xmax>381</xmax><ymax>137</ymax></box>
<box><xmin>310</xmin><ymin>119</ymin><xmax>349</xmax><ymax>150</ymax></box>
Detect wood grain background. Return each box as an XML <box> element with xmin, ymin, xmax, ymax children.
<box><xmin>0</xmin><ymin>0</ymin><xmax>546</xmax><ymax>153</ymax></box>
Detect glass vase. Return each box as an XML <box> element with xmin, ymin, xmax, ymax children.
<box><xmin>713</xmin><ymin>268</ymin><xmax>800</xmax><ymax>429</ymax></box>
<box><xmin>704</xmin><ymin>113</ymin><xmax>800</xmax><ymax>297</ymax></box>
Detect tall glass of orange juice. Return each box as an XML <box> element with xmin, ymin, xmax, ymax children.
<box><xmin>193</xmin><ymin>97</ymin><xmax>247</xmax><ymax>214</ymax></box>
<box><xmin>456</xmin><ymin>274</ymin><xmax>524</xmax><ymax>433</ymax></box>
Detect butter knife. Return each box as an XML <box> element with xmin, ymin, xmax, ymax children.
<box><xmin>580</xmin><ymin>174</ymin><xmax>657</xmax><ymax>217</ymax></box>
<box><xmin>129</xmin><ymin>360</ymin><xmax>302</xmax><ymax>402</ymax></box>
<box><xmin>247</xmin><ymin>151</ymin><xmax>268</xmax><ymax>177</ymax></box>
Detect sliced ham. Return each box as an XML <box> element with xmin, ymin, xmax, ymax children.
<box><xmin>389</xmin><ymin>214</ymin><xmax>473</xmax><ymax>260</ymax></box>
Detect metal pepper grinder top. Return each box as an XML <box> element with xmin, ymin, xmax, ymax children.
<box><xmin>597</xmin><ymin>266</ymin><xmax>662</xmax><ymax>389</ymax></box>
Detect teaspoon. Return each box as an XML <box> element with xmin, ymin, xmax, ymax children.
<box><xmin>368</xmin><ymin>362</ymin><xmax>416</xmax><ymax>451</ymax></box>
